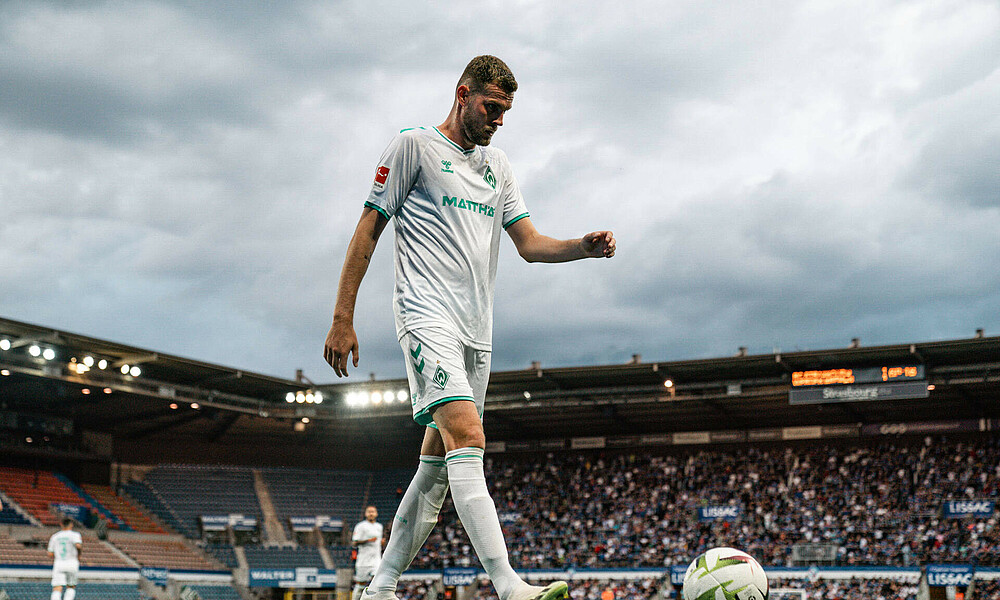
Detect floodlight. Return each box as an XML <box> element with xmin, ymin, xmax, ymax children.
<box><xmin>121</xmin><ymin>364</ymin><xmax>130</xmax><ymax>374</ymax></box>
<box><xmin>190</xmin><ymin>403</ymin><xmax>200</xmax><ymax>409</ymax></box>
<box><xmin>305</xmin><ymin>392</ymin><xmax>315</xmax><ymax>403</ymax></box>
<box><xmin>28</xmin><ymin>345</ymin><xmax>41</xmax><ymax>357</ymax></box>
<box><xmin>296</xmin><ymin>392</ymin><xmax>305</xmax><ymax>403</ymax></box>
<box><xmin>301</xmin><ymin>417</ymin><xmax>310</xmax><ymax>424</ymax></box>
<box><xmin>397</xmin><ymin>390</ymin><xmax>408</xmax><ymax>402</ymax></box>
<box><xmin>82</xmin><ymin>388</ymin><xmax>91</xmax><ymax>395</ymax></box>
<box><xmin>103</xmin><ymin>387</ymin><xmax>112</xmax><ymax>394</ymax></box>
<box><xmin>129</xmin><ymin>366</ymin><xmax>141</xmax><ymax>377</ymax></box>
<box><xmin>286</xmin><ymin>392</ymin><xmax>295</xmax><ymax>403</ymax></box>
<box><xmin>169</xmin><ymin>403</ymin><xmax>178</xmax><ymax>409</ymax></box>
<box><xmin>97</xmin><ymin>359</ymin><xmax>108</xmax><ymax>370</ymax></box>
<box><xmin>0</xmin><ymin>370</ymin><xmax>9</xmax><ymax>376</ymax></box>
<box><xmin>42</xmin><ymin>348</ymin><xmax>56</xmax><ymax>361</ymax></box>
<box><xmin>371</xmin><ymin>391</ymin><xmax>382</xmax><ymax>404</ymax></box>
<box><xmin>523</xmin><ymin>391</ymin><xmax>531</xmax><ymax>399</ymax></box>
<box><xmin>0</xmin><ymin>339</ymin><xmax>10</xmax><ymax>351</ymax></box>
<box><xmin>83</xmin><ymin>356</ymin><xmax>95</xmax><ymax>367</ymax></box>
<box><xmin>663</xmin><ymin>379</ymin><xmax>674</xmax><ymax>388</ymax></box>
<box><xmin>314</xmin><ymin>392</ymin><xmax>323</xmax><ymax>404</ymax></box>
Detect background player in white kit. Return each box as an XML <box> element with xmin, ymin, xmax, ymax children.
<box><xmin>47</xmin><ymin>518</ymin><xmax>82</xmax><ymax>600</ymax></box>
<box><xmin>352</xmin><ymin>505</ymin><xmax>384</xmax><ymax>600</ymax></box>
<box><xmin>324</xmin><ymin>55</ymin><xmax>615</xmax><ymax>600</ymax></box>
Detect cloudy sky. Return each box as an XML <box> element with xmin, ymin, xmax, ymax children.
<box><xmin>2</xmin><ymin>0</ymin><xmax>998</xmax><ymax>382</ymax></box>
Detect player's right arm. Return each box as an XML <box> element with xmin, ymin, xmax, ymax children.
<box><xmin>323</xmin><ymin>131</ymin><xmax>420</xmax><ymax>377</ymax></box>
<box><xmin>323</xmin><ymin>207</ymin><xmax>389</xmax><ymax>377</ymax></box>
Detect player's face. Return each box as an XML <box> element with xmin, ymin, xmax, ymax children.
<box><xmin>461</xmin><ymin>83</ymin><xmax>512</xmax><ymax>147</ymax></box>
<box><xmin>365</xmin><ymin>506</ymin><xmax>377</xmax><ymax>521</ymax></box>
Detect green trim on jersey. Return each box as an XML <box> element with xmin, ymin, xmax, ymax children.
<box><xmin>433</xmin><ymin>127</ymin><xmax>475</xmax><ymax>155</ymax></box>
<box><xmin>503</xmin><ymin>212</ymin><xmax>530</xmax><ymax>229</ymax></box>
<box><xmin>364</xmin><ymin>201</ymin><xmax>391</xmax><ymax>220</ymax></box>
<box><xmin>399</xmin><ymin>127</ymin><xmax>427</xmax><ymax>133</ymax></box>
<box><xmin>413</xmin><ymin>395</ymin><xmax>475</xmax><ymax>426</ymax></box>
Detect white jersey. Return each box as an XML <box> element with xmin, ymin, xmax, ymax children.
<box><xmin>48</xmin><ymin>530</ymin><xmax>82</xmax><ymax>570</ymax></box>
<box><xmin>352</xmin><ymin>520</ymin><xmax>383</xmax><ymax>567</ymax></box>
<box><xmin>365</xmin><ymin>127</ymin><xmax>529</xmax><ymax>350</ymax></box>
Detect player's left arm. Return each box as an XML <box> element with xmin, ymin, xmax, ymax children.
<box><xmin>506</xmin><ymin>217</ymin><xmax>615</xmax><ymax>263</ymax></box>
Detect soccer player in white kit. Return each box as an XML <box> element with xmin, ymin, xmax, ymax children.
<box><xmin>47</xmin><ymin>518</ymin><xmax>83</xmax><ymax>600</ymax></box>
<box><xmin>323</xmin><ymin>55</ymin><xmax>615</xmax><ymax>600</ymax></box>
<box><xmin>351</xmin><ymin>506</ymin><xmax>384</xmax><ymax>600</ymax></box>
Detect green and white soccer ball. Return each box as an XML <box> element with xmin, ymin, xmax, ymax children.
<box><xmin>681</xmin><ymin>547</ymin><xmax>768</xmax><ymax>600</ymax></box>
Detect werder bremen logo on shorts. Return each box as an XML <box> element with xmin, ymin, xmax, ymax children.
<box><xmin>433</xmin><ymin>365</ymin><xmax>450</xmax><ymax>389</ymax></box>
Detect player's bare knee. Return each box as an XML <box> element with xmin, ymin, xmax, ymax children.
<box><xmin>420</xmin><ymin>426</ymin><xmax>446</xmax><ymax>456</ymax></box>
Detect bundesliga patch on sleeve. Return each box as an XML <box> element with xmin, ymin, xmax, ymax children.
<box><xmin>373</xmin><ymin>166</ymin><xmax>389</xmax><ymax>190</ymax></box>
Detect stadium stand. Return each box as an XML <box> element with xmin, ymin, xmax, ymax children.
<box><xmin>328</xmin><ymin>544</ymin><xmax>354</xmax><ymax>568</ymax></box>
<box><xmin>121</xmin><ymin>479</ymin><xmax>185</xmax><ymax>534</ymax></box>
<box><xmin>367</xmin><ymin>468</ymin><xmax>412</xmax><ymax>524</ymax></box>
<box><xmin>259</xmin><ymin>466</ymin><xmax>369</xmax><ymax>527</ymax></box>
<box><xmin>398</xmin><ymin>579</ymin><xmax>438</xmax><ymax>600</ymax></box>
<box><xmin>0</xmin><ymin>581</ymin><xmax>140</xmax><ymax>600</ymax></box>
<box><xmin>82</xmin><ymin>484</ymin><xmax>166</xmax><ymax>533</ymax></box>
<box><xmin>138</xmin><ymin>465</ymin><xmax>260</xmax><ymax>538</ymax></box>
<box><xmin>182</xmin><ymin>584</ymin><xmax>243</xmax><ymax>600</ymax></box>
<box><xmin>242</xmin><ymin>545</ymin><xmax>326</xmax><ymax>569</ymax></box>
<box><xmin>53</xmin><ymin>473</ymin><xmax>128</xmax><ymax>530</ymax></box>
<box><xmin>0</xmin><ymin>533</ymin><xmax>49</xmax><ymax>565</ymax></box>
<box><xmin>0</xmin><ymin>466</ymin><xmax>98</xmax><ymax>526</ymax></box>
<box><xmin>39</xmin><ymin>535</ymin><xmax>133</xmax><ymax>568</ymax></box>
<box><xmin>974</xmin><ymin>578</ymin><xmax>1000</xmax><ymax>598</ymax></box>
<box><xmin>203</xmin><ymin>542</ymin><xmax>239</xmax><ymax>568</ymax></box>
<box><xmin>109</xmin><ymin>537</ymin><xmax>223</xmax><ymax>571</ymax></box>
<box><xmin>0</xmin><ymin>502</ymin><xmax>31</xmax><ymax>526</ymax></box>
<box><xmin>403</xmin><ymin>437</ymin><xmax>1000</xmax><ymax>569</ymax></box>
<box><xmin>0</xmin><ymin>533</ymin><xmax>133</xmax><ymax>568</ymax></box>
<box><xmin>770</xmin><ymin>578</ymin><xmax>920</xmax><ymax>600</ymax></box>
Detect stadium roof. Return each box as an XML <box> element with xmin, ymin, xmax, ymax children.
<box><xmin>1</xmin><ymin>316</ymin><xmax>997</xmax><ymax>467</ymax></box>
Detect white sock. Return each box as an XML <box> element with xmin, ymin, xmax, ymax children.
<box><xmin>51</xmin><ymin>590</ymin><xmax>61</xmax><ymax>600</ymax></box>
<box><xmin>368</xmin><ymin>455</ymin><xmax>449</xmax><ymax>594</ymax></box>
<box><xmin>446</xmin><ymin>447</ymin><xmax>527</xmax><ymax>600</ymax></box>
<box><xmin>63</xmin><ymin>589</ymin><xmax>75</xmax><ymax>600</ymax></box>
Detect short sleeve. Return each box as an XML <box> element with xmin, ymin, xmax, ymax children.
<box><xmin>365</xmin><ymin>131</ymin><xmax>422</xmax><ymax>219</ymax></box>
<box><xmin>74</xmin><ymin>532</ymin><xmax>83</xmax><ymax>545</ymax></box>
<box><xmin>48</xmin><ymin>536</ymin><xmax>55</xmax><ymax>552</ymax></box>
<box><xmin>352</xmin><ymin>523</ymin><xmax>363</xmax><ymax>541</ymax></box>
<box><xmin>498</xmin><ymin>153</ymin><xmax>529</xmax><ymax>229</ymax></box>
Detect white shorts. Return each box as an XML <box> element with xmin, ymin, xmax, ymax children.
<box><xmin>354</xmin><ymin>562</ymin><xmax>378</xmax><ymax>583</ymax></box>
<box><xmin>399</xmin><ymin>327</ymin><xmax>491</xmax><ymax>428</ymax></box>
<box><xmin>52</xmin><ymin>567</ymin><xmax>79</xmax><ymax>587</ymax></box>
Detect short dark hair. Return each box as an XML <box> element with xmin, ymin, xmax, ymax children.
<box><xmin>458</xmin><ymin>55</ymin><xmax>517</xmax><ymax>95</ymax></box>
<box><xmin>61</xmin><ymin>517</ymin><xmax>73</xmax><ymax>527</ymax></box>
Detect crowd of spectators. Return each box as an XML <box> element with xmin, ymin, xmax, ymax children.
<box><xmin>400</xmin><ymin>577</ymin><xmax>929</xmax><ymax>600</ymax></box>
<box><xmin>770</xmin><ymin>578</ymin><xmax>919</xmax><ymax>600</ymax></box>
<box><xmin>403</xmin><ymin>436</ymin><xmax>1000</xmax><ymax>569</ymax></box>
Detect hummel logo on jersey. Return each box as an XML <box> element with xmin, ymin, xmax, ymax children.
<box><xmin>442</xmin><ymin>196</ymin><xmax>495</xmax><ymax>218</ymax></box>
<box><xmin>440</xmin><ymin>160</ymin><xmax>454</xmax><ymax>173</ymax></box>
<box><xmin>483</xmin><ymin>165</ymin><xmax>496</xmax><ymax>189</ymax></box>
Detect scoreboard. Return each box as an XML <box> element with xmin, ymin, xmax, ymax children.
<box><xmin>792</xmin><ymin>365</ymin><xmax>925</xmax><ymax>387</ymax></box>
<box><xmin>789</xmin><ymin>365</ymin><xmax>929</xmax><ymax>405</ymax></box>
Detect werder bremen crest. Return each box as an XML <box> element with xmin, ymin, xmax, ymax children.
<box><xmin>483</xmin><ymin>165</ymin><xmax>496</xmax><ymax>189</ymax></box>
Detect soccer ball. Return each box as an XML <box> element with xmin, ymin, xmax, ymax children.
<box><xmin>681</xmin><ymin>547</ymin><xmax>768</xmax><ymax>600</ymax></box>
